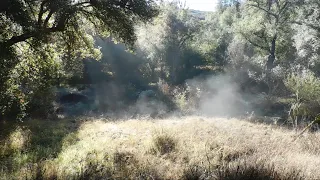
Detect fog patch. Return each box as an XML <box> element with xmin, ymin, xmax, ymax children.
<box><xmin>185</xmin><ymin>74</ymin><xmax>251</xmax><ymax>118</ymax></box>
<box><xmin>94</xmin><ymin>82</ymin><xmax>127</xmax><ymax>112</ymax></box>
<box><xmin>54</xmin><ymin>74</ymin><xmax>253</xmax><ymax>119</ymax></box>
<box><xmin>130</xmin><ymin>90</ymin><xmax>168</xmax><ymax>119</ymax></box>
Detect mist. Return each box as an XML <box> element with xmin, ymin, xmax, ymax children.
<box><xmin>180</xmin><ymin>74</ymin><xmax>251</xmax><ymax>118</ymax></box>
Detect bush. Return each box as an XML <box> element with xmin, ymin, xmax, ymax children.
<box><xmin>172</xmin><ymin>84</ymin><xmax>201</xmax><ymax>114</ymax></box>
<box><xmin>0</xmin><ymin>47</ymin><xmax>60</xmax><ymax>120</ymax></box>
<box><xmin>284</xmin><ymin>70</ymin><xmax>320</xmax><ymax>127</ymax></box>
<box><xmin>173</xmin><ymin>88</ymin><xmax>189</xmax><ymax>113</ymax></box>
<box><xmin>0</xmin><ymin>83</ymin><xmax>29</xmax><ymax>120</ymax></box>
<box><xmin>285</xmin><ymin>70</ymin><xmax>320</xmax><ymax>102</ymax></box>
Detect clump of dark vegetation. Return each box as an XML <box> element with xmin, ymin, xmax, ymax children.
<box><xmin>215</xmin><ymin>163</ymin><xmax>302</xmax><ymax>180</ymax></box>
<box><xmin>182</xmin><ymin>161</ymin><xmax>303</xmax><ymax>180</ymax></box>
<box><xmin>151</xmin><ymin>132</ymin><xmax>177</xmax><ymax>155</ymax></box>
<box><xmin>182</xmin><ymin>165</ymin><xmax>207</xmax><ymax>180</ymax></box>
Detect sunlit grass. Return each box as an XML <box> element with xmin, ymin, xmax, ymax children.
<box><xmin>1</xmin><ymin>116</ymin><xmax>320</xmax><ymax>179</ymax></box>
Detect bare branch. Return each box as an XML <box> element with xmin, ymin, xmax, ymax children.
<box><xmin>74</xmin><ymin>1</ymin><xmax>91</xmax><ymax>7</ymax></box>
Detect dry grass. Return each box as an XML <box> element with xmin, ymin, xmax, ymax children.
<box><xmin>1</xmin><ymin>116</ymin><xmax>320</xmax><ymax>179</ymax></box>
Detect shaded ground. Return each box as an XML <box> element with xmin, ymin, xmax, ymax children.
<box><xmin>1</xmin><ymin>116</ymin><xmax>319</xmax><ymax>179</ymax></box>
<box><xmin>0</xmin><ymin>118</ymin><xmax>82</xmax><ymax>179</ymax></box>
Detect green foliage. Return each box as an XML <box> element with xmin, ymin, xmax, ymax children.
<box><xmin>2</xmin><ymin>0</ymin><xmax>320</xmax><ymax>121</ymax></box>
<box><xmin>0</xmin><ymin>0</ymin><xmax>159</xmax><ymax>47</ymax></box>
<box><xmin>172</xmin><ymin>84</ymin><xmax>201</xmax><ymax>114</ymax></box>
<box><xmin>235</xmin><ymin>0</ymin><xmax>297</xmax><ymax>68</ymax></box>
<box><xmin>0</xmin><ymin>0</ymin><xmax>158</xmax><ymax>120</ymax></box>
<box><xmin>136</xmin><ymin>2</ymin><xmax>207</xmax><ymax>85</ymax></box>
<box><xmin>285</xmin><ymin>70</ymin><xmax>320</xmax><ymax>102</ymax></box>
<box><xmin>0</xmin><ymin>42</ymin><xmax>61</xmax><ymax>120</ymax></box>
<box><xmin>173</xmin><ymin>89</ymin><xmax>189</xmax><ymax>113</ymax></box>
<box><xmin>285</xmin><ymin>70</ymin><xmax>320</xmax><ymax>127</ymax></box>
<box><xmin>192</xmin><ymin>7</ymin><xmax>236</xmax><ymax>66</ymax></box>
<box><xmin>292</xmin><ymin>0</ymin><xmax>320</xmax><ymax>72</ymax></box>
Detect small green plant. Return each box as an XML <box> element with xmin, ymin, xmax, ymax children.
<box><xmin>285</xmin><ymin>71</ymin><xmax>320</xmax><ymax>128</ymax></box>
<box><xmin>285</xmin><ymin>71</ymin><xmax>320</xmax><ymax>102</ymax></box>
<box><xmin>173</xmin><ymin>84</ymin><xmax>201</xmax><ymax>114</ymax></box>
<box><xmin>174</xmin><ymin>90</ymin><xmax>189</xmax><ymax>112</ymax></box>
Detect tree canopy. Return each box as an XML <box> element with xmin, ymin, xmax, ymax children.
<box><xmin>0</xmin><ymin>0</ymin><xmax>158</xmax><ymax>81</ymax></box>
<box><xmin>2</xmin><ymin>0</ymin><xmax>320</xmax><ymax>121</ymax></box>
<box><xmin>0</xmin><ymin>0</ymin><xmax>158</xmax><ymax>119</ymax></box>
<box><xmin>0</xmin><ymin>0</ymin><xmax>158</xmax><ymax>47</ymax></box>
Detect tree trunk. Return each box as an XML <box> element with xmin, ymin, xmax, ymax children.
<box><xmin>265</xmin><ymin>34</ymin><xmax>277</xmax><ymax>95</ymax></box>
<box><xmin>266</xmin><ymin>34</ymin><xmax>277</xmax><ymax>71</ymax></box>
<box><xmin>235</xmin><ymin>1</ymin><xmax>241</xmax><ymax>18</ymax></box>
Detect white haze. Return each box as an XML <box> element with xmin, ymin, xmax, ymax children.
<box><xmin>186</xmin><ymin>74</ymin><xmax>252</xmax><ymax>117</ymax></box>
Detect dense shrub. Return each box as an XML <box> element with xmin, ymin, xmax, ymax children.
<box><xmin>0</xmin><ymin>44</ymin><xmax>60</xmax><ymax>120</ymax></box>
<box><xmin>284</xmin><ymin>70</ymin><xmax>320</xmax><ymax>127</ymax></box>
<box><xmin>285</xmin><ymin>70</ymin><xmax>320</xmax><ymax>102</ymax></box>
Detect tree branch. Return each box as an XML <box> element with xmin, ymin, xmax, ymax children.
<box><xmin>241</xmin><ymin>32</ymin><xmax>270</xmax><ymax>52</ymax></box>
<box><xmin>292</xmin><ymin>21</ymin><xmax>320</xmax><ymax>32</ymax></box>
<box><xmin>179</xmin><ymin>34</ymin><xmax>192</xmax><ymax>48</ymax></box>
<box><xmin>2</xmin><ymin>26</ymin><xmax>66</xmax><ymax>47</ymax></box>
<box><xmin>75</xmin><ymin>1</ymin><xmax>91</xmax><ymax>7</ymax></box>
<box><xmin>279</xmin><ymin>1</ymin><xmax>289</xmax><ymax>15</ymax></box>
<box><xmin>38</xmin><ymin>0</ymin><xmax>49</xmax><ymax>27</ymax></box>
<box><xmin>43</xmin><ymin>10</ymin><xmax>54</xmax><ymax>28</ymax></box>
<box><xmin>248</xmin><ymin>3</ymin><xmax>278</xmax><ymax>18</ymax></box>
<box><xmin>2</xmin><ymin>0</ymin><xmax>87</xmax><ymax>47</ymax></box>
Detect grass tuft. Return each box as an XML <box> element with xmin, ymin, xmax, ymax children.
<box><xmin>8</xmin><ymin>127</ymin><xmax>31</xmax><ymax>152</ymax></box>
<box><xmin>151</xmin><ymin>131</ymin><xmax>177</xmax><ymax>155</ymax></box>
<box><xmin>182</xmin><ymin>164</ymin><xmax>206</xmax><ymax>180</ymax></box>
<box><xmin>215</xmin><ymin>161</ymin><xmax>303</xmax><ymax>180</ymax></box>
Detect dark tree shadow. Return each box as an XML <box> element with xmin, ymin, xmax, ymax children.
<box><xmin>0</xmin><ymin>117</ymin><xmax>82</xmax><ymax>176</ymax></box>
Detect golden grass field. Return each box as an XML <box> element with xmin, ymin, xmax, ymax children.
<box><xmin>1</xmin><ymin>116</ymin><xmax>320</xmax><ymax>179</ymax></box>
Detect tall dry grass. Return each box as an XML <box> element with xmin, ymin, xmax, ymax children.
<box><xmin>1</xmin><ymin>116</ymin><xmax>320</xmax><ymax>179</ymax></box>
